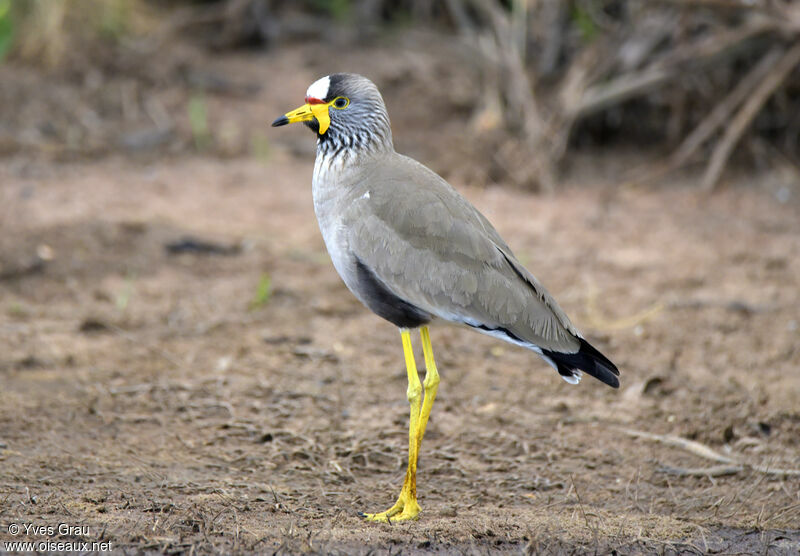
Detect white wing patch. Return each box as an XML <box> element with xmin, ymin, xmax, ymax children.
<box><xmin>559</xmin><ymin>369</ymin><xmax>582</xmax><ymax>384</ymax></box>
<box><xmin>307</xmin><ymin>76</ymin><xmax>331</xmax><ymax>100</ymax></box>
<box><xmin>452</xmin><ymin>319</ymin><xmax>578</xmax><ymax>380</ymax></box>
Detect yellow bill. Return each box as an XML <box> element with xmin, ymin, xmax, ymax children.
<box><xmin>271</xmin><ymin>101</ymin><xmax>332</xmax><ymax>134</ymax></box>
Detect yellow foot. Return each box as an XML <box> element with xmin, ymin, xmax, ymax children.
<box><xmin>361</xmin><ymin>497</ymin><xmax>421</xmax><ymax>523</ymax></box>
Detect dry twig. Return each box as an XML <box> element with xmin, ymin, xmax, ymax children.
<box><xmin>621</xmin><ymin>429</ymin><xmax>800</xmax><ymax>477</ymax></box>
<box><xmin>658</xmin><ymin>464</ymin><xmax>743</xmax><ymax>477</ymax></box>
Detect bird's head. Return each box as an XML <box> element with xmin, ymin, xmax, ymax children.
<box><xmin>272</xmin><ymin>73</ymin><xmax>393</xmax><ymax>153</ymax></box>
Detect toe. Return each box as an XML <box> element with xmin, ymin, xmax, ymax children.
<box><xmin>362</xmin><ymin>511</ymin><xmax>391</xmax><ymax>523</ymax></box>
<box><xmin>362</xmin><ymin>503</ymin><xmax>407</xmax><ymax>523</ymax></box>
<box><xmin>362</xmin><ymin>504</ymin><xmax>420</xmax><ymax>523</ymax></box>
<box><xmin>386</xmin><ymin>510</ymin><xmax>419</xmax><ymax>522</ymax></box>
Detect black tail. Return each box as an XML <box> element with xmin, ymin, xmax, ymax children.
<box><xmin>542</xmin><ymin>338</ymin><xmax>620</xmax><ymax>388</ymax></box>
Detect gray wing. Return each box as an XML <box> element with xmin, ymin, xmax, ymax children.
<box><xmin>343</xmin><ymin>155</ymin><xmax>580</xmax><ymax>353</ymax></box>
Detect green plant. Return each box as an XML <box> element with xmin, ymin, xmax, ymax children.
<box><xmin>0</xmin><ymin>0</ymin><xmax>15</xmax><ymax>61</ymax></box>
<box><xmin>250</xmin><ymin>274</ymin><xmax>271</xmax><ymax>310</ymax></box>
<box><xmin>188</xmin><ymin>94</ymin><xmax>211</xmax><ymax>151</ymax></box>
<box><xmin>116</xmin><ymin>273</ymin><xmax>136</xmax><ymax>311</ymax></box>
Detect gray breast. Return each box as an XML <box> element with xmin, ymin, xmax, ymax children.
<box><xmin>313</xmin><ymin>152</ymin><xmax>432</xmax><ymax>328</ymax></box>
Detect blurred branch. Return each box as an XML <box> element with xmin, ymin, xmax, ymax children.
<box><xmin>440</xmin><ymin>0</ymin><xmax>798</xmax><ymax>190</ymax></box>
<box><xmin>568</xmin><ymin>17</ymin><xmax>775</xmax><ymax>119</ymax></box>
<box><xmin>450</xmin><ymin>0</ymin><xmax>557</xmax><ymax>191</ymax></box>
<box><xmin>701</xmin><ymin>41</ymin><xmax>800</xmax><ymax>191</ymax></box>
<box><xmin>629</xmin><ymin>44</ymin><xmax>784</xmax><ymax>185</ymax></box>
<box><xmin>536</xmin><ymin>0</ymin><xmax>566</xmax><ymax>76</ymax></box>
<box><xmin>669</xmin><ymin>45</ymin><xmax>783</xmax><ymax>171</ymax></box>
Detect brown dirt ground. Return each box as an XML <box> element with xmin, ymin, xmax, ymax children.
<box><xmin>1</xmin><ymin>38</ymin><xmax>800</xmax><ymax>555</ymax></box>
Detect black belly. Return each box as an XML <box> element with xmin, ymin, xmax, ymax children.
<box><xmin>353</xmin><ymin>256</ymin><xmax>431</xmax><ymax>328</ymax></box>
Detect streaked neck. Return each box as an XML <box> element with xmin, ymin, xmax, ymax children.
<box><xmin>314</xmin><ymin>127</ymin><xmax>393</xmax><ymax>184</ymax></box>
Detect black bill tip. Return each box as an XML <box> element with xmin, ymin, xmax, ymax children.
<box><xmin>271</xmin><ymin>115</ymin><xmax>289</xmax><ymax>127</ymax></box>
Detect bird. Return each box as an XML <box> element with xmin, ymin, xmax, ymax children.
<box><xmin>272</xmin><ymin>73</ymin><xmax>619</xmax><ymax>522</ymax></box>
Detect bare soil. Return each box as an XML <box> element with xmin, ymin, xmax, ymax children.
<box><xmin>1</xmin><ymin>39</ymin><xmax>799</xmax><ymax>555</ymax></box>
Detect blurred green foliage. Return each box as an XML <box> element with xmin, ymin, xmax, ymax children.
<box><xmin>571</xmin><ymin>4</ymin><xmax>598</xmax><ymax>43</ymax></box>
<box><xmin>309</xmin><ymin>0</ymin><xmax>351</xmax><ymax>20</ymax></box>
<box><xmin>99</xmin><ymin>0</ymin><xmax>135</xmax><ymax>39</ymax></box>
<box><xmin>0</xmin><ymin>0</ymin><xmax>145</xmax><ymax>66</ymax></box>
<box><xmin>0</xmin><ymin>0</ymin><xmax>14</xmax><ymax>61</ymax></box>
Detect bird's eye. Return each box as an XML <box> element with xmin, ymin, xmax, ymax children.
<box><xmin>332</xmin><ymin>97</ymin><xmax>349</xmax><ymax>109</ymax></box>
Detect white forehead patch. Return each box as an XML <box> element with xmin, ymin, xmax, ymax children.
<box><xmin>306</xmin><ymin>76</ymin><xmax>331</xmax><ymax>100</ymax></box>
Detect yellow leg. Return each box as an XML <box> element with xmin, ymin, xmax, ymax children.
<box><xmin>417</xmin><ymin>326</ymin><xmax>440</xmax><ymax>450</ymax></box>
<box><xmin>362</xmin><ymin>328</ymin><xmax>426</xmax><ymax>522</ymax></box>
